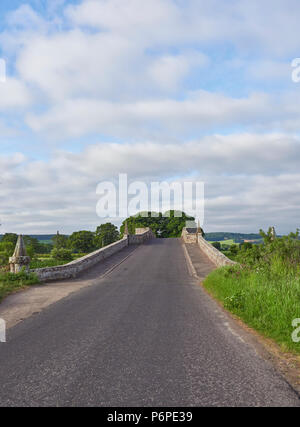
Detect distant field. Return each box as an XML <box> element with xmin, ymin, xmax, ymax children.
<box><xmin>208</xmin><ymin>239</ymin><xmax>236</xmax><ymax>247</ymax></box>
<box><xmin>220</xmin><ymin>239</ymin><xmax>236</xmax><ymax>246</ymax></box>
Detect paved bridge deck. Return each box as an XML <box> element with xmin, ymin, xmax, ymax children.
<box><xmin>0</xmin><ymin>238</ymin><xmax>299</xmax><ymax>406</ymax></box>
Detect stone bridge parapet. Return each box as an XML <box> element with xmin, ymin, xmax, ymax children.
<box><xmin>181</xmin><ymin>227</ymin><xmax>236</xmax><ymax>267</ymax></box>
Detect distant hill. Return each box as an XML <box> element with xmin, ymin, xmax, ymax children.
<box><xmin>0</xmin><ymin>234</ymin><xmax>56</xmax><ymax>244</ymax></box>
<box><xmin>0</xmin><ymin>232</ymin><xmax>272</xmax><ymax>245</ymax></box>
<box><xmin>29</xmin><ymin>235</ymin><xmax>55</xmax><ymax>241</ymax></box>
<box><xmin>204</xmin><ymin>232</ymin><xmax>263</xmax><ymax>243</ymax></box>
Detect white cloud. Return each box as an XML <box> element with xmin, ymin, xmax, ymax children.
<box><xmin>66</xmin><ymin>0</ymin><xmax>300</xmax><ymax>55</ymax></box>
<box><xmin>148</xmin><ymin>51</ymin><xmax>209</xmax><ymax>91</ymax></box>
<box><xmin>0</xmin><ymin>77</ymin><xmax>33</xmax><ymax>110</ymax></box>
<box><xmin>25</xmin><ymin>90</ymin><xmax>300</xmax><ymax>139</ymax></box>
<box><xmin>246</xmin><ymin>60</ymin><xmax>292</xmax><ymax>81</ymax></box>
<box><xmin>1</xmin><ymin>135</ymin><xmax>300</xmax><ymax>234</ymax></box>
<box><xmin>0</xmin><ymin>1</ymin><xmax>300</xmax><ymax>234</ymax></box>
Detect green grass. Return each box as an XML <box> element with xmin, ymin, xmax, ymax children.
<box><xmin>30</xmin><ymin>258</ymin><xmax>72</xmax><ymax>269</ymax></box>
<box><xmin>30</xmin><ymin>253</ymin><xmax>88</xmax><ymax>269</ymax></box>
<box><xmin>208</xmin><ymin>239</ymin><xmax>236</xmax><ymax>247</ymax></box>
<box><xmin>220</xmin><ymin>239</ymin><xmax>236</xmax><ymax>247</ymax></box>
<box><xmin>203</xmin><ymin>263</ymin><xmax>300</xmax><ymax>353</ymax></box>
<box><xmin>0</xmin><ymin>271</ymin><xmax>39</xmax><ymax>302</ymax></box>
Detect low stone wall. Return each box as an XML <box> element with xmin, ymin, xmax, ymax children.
<box><xmin>181</xmin><ymin>229</ymin><xmax>197</xmax><ymax>243</ymax></box>
<box><xmin>128</xmin><ymin>228</ymin><xmax>156</xmax><ymax>244</ymax></box>
<box><xmin>31</xmin><ymin>228</ymin><xmax>156</xmax><ymax>282</ymax></box>
<box><xmin>181</xmin><ymin>227</ymin><xmax>236</xmax><ymax>267</ymax></box>
<box><xmin>31</xmin><ymin>237</ymin><xmax>129</xmax><ymax>282</ymax></box>
<box><xmin>197</xmin><ymin>235</ymin><xmax>236</xmax><ymax>267</ymax></box>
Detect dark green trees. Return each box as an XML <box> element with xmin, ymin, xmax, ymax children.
<box><xmin>95</xmin><ymin>223</ymin><xmax>119</xmax><ymax>247</ymax></box>
<box><xmin>120</xmin><ymin>210</ymin><xmax>195</xmax><ymax>238</ymax></box>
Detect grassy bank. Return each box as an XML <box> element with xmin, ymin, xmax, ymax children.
<box><xmin>203</xmin><ymin>230</ymin><xmax>300</xmax><ymax>354</ymax></box>
<box><xmin>0</xmin><ymin>271</ymin><xmax>39</xmax><ymax>302</ymax></box>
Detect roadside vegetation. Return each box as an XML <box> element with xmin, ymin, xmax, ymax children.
<box><xmin>0</xmin><ymin>223</ymin><xmax>120</xmax><ymax>270</ymax></box>
<box><xmin>0</xmin><ymin>270</ymin><xmax>39</xmax><ymax>302</ymax></box>
<box><xmin>203</xmin><ymin>228</ymin><xmax>300</xmax><ymax>353</ymax></box>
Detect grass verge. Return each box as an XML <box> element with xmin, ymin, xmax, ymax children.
<box><xmin>203</xmin><ymin>264</ymin><xmax>300</xmax><ymax>354</ymax></box>
<box><xmin>0</xmin><ymin>270</ymin><xmax>39</xmax><ymax>302</ymax></box>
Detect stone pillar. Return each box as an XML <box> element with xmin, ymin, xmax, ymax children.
<box><xmin>123</xmin><ymin>221</ymin><xmax>130</xmax><ymax>245</ymax></box>
<box><xmin>124</xmin><ymin>221</ymin><xmax>129</xmax><ymax>237</ymax></box>
<box><xmin>9</xmin><ymin>235</ymin><xmax>31</xmax><ymax>273</ymax></box>
<box><xmin>270</xmin><ymin>226</ymin><xmax>276</xmax><ymax>241</ymax></box>
<box><xmin>197</xmin><ymin>220</ymin><xmax>204</xmax><ymax>237</ymax></box>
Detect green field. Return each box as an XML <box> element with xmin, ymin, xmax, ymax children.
<box><xmin>208</xmin><ymin>239</ymin><xmax>236</xmax><ymax>247</ymax></box>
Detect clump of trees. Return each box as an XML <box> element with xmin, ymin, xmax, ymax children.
<box><xmin>51</xmin><ymin>248</ymin><xmax>73</xmax><ymax>262</ymax></box>
<box><xmin>120</xmin><ymin>210</ymin><xmax>195</xmax><ymax>238</ymax></box>
<box><xmin>224</xmin><ymin>227</ymin><xmax>300</xmax><ymax>272</ymax></box>
<box><xmin>95</xmin><ymin>223</ymin><xmax>120</xmax><ymax>248</ymax></box>
<box><xmin>51</xmin><ymin>223</ymin><xmax>120</xmax><ymax>254</ymax></box>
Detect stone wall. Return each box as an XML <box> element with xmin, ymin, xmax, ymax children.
<box><xmin>181</xmin><ymin>228</ymin><xmax>197</xmax><ymax>243</ymax></box>
<box><xmin>197</xmin><ymin>235</ymin><xmax>236</xmax><ymax>267</ymax></box>
<box><xmin>128</xmin><ymin>228</ymin><xmax>156</xmax><ymax>244</ymax></box>
<box><xmin>32</xmin><ymin>228</ymin><xmax>155</xmax><ymax>282</ymax></box>
<box><xmin>32</xmin><ymin>237</ymin><xmax>129</xmax><ymax>282</ymax></box>
<box><xmin>181</xmin><ymin>227</ymin><xmax>236</xmax><ymax>267</ymax></box>
<box><xmin>135</xmin><ymin>227</ymin><xmax>149</xmax><ymax>235</ymax></box>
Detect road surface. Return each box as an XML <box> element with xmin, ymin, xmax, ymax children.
<box><xmin>0</xmin><ymin>238</ymin><xmax>299</xmax><ymax>406</ymax></box>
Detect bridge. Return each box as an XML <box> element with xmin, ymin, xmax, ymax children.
<box><xmin>0</xmin><ymin>229</ymin><xmax>299</xmax><ymax>406</ymax></box>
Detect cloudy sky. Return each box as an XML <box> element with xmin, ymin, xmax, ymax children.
<box><xmin>0</xmin><ymin>0</ymin><xmax>300</xmax><ymax>234</ymax></box>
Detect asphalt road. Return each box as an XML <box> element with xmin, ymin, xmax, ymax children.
<box><xmin>0</xmin><ymin>239</ymin><xmax>299</xmax><ymax>407</ymax></box>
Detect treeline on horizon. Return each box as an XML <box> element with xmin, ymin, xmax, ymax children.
<box><xmin>0</xmin><ymin>231</ymin><xmax>271</xmax><ymax>244</ymax></box>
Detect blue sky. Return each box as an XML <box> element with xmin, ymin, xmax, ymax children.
<box><xmin>0</xmin><ymin>0</ymin><xmax>300</xmax><ymax>234</ymax></box>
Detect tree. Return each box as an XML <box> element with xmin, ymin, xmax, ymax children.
<box><xmin>120</xmin><ymin>210</ymin><xmax>195</xmax><ymax>238</ymax></box>
<box><xmin>229</xmin><ymin>244</ymin><xmax>239</xmax><ymax>256</ymax></box>
<box><xmin>68</xmin><ymin>231</ymin><xmax>96</xmax><ymax>253</ymax></box>
<box><xmin>51</xmin><ymin>248</ymin><xmax>73</xmax><ymax>261</ymax></box>
<box><xmin>0</xmin><ymin>241</ymin><xmax>14</xmax><ymax>267</ymax></box>
<box><xmin>23</xmin><ymin>236</ymin><xmax>41</xmax><ymax>253</ymax></box>
<box><xmin>52</xmin><ymin>233</ymin><xmax>69</xmax><ymax>249</ymax></box>
<box><xmin>1</xmin><ymin>233</ymin><xmax>18</xmax><ymax>246</ymax></box>
<box><xmin>239</xmin><ymin>242</ymin><xmax>253</xmax><ymax>251</ymax></box>
<box><xmin>211</xmin><ymin>241</ymin><xmax>221</xmax><ymax>250</ymax></box>
<box><xmin>38</xmin><ymin>243</ymin><xmax>53</xmax><ymax>254</ymax></box>
<box><xmin>95</xmin><ymin>223</ymin><xmax>119</xmax><ymax>247</ymax></box>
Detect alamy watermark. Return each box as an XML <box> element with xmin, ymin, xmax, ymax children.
<box><xmin>96</xmin><ymin>174</ymin><xmax>204</xmax><ymax>225</ymax></box>
<box><xmin>291</xmin><ymin>318</ymin><xmax>300</xmax><ymax>343</ymax></box>
<box><xmin>291</xmin><ymin>58</ymin><xmax>300</xmax><ymax>83</ymax></box>
<box><xmin>0</xmin><ymin>318</ymin><xmax>6</xmax><ymax>343</ymax></box>
<box><xmin>0</xmin><ymin>58</ymin><xmax>6</xmax><ymax>83</ymax></box>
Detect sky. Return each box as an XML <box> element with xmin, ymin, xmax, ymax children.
<box><xmin>0</xmin><ymin>0</ymin><xmax>300</xmax><ymax>234</ymax></box>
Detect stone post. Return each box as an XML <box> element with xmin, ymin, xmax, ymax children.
<box><xmin>124</xmin><ymin>221</ymin><xmax>129</xmax><ymax>236</ymax></box>
<box><xmin>9</xmin><ymin>235</ymin><xmax>31</xmax><ymax>273</ymax></box>
<box><xmin>123</xmin><ymin>221</ymin><xmax>130</xmax><ymax>245</ymax></box>
<box><xmin>270</xmin><ymin>226</ymin><xmax>276</xmax><ymax>241</ymax></box>
<box><xmin>197</xmin><ymin>220</ymin><xmax>204</xmax><ymax>237</ymax></box>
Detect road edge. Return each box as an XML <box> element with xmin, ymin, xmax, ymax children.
<box><xmin>182</xmin><ymin>240</ymin><xmax>300</xmax><ymax>397</ymax></box>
